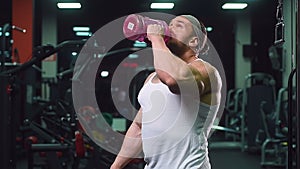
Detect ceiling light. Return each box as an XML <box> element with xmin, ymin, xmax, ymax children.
<box><xmin>72</xmin><ymin>52</ymin><xmax>78</xmax><ymax>56</ymax></box>
<box><xmin>100</xmin><ymin>71</ymin><xmax>109</xmax><ymax>77</ymax></box>
<box><xmin>206</xmin><ymin>27</ymin><xmax>213</xmax><ymax>32</ymax></box>
<box><xmin>133</xmin><ymin>41</ymin><xmax>147</xmax><ymax>48</ymax></box>
<box><xmin>128</xmin><ymin>54</ymin><xmax>139</xmax><ymax>59</ymax></box>
<box><xmin>57</xmin><ymin>2</ymin><xmax>81</xmax><ymax>9</ymax></box>
<box><xmin>150</xmin><ymin>3</ymin><xmax>174</xmax><ymax>9</ymax></box>
<box><xmin>73</xmin><ymin>27</ymin><xmax>90</xmax><ymax>32</ymax></box>
<box><xmin>222</xmin><ymin>3</ymin><xmax>248</xmax><ymax>9</ymax></box>
<box><xmin>75</xmin><ymin>32</ymin><xmax>92</xmax><ymax>36</ymax></box>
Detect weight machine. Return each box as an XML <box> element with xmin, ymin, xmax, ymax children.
<box><xmin>240</xmin><ymin>72</ymin><xmax>277</xmax><ymax>152</ymax></box>
<box><xmin>0</xmin><ymin>27</ymin><xmax>86</xmax><ymax>168</ymax></box>
<box><xmin>274</xmin><ymin>0</ymin><xmax>299</xmax><ymax>168</ymax></box>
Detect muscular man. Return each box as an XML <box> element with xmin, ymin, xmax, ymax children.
<box><xmin>111</xmin><ymin>14</ymin><xmax>222</xmax><ymax>169</ymax></box>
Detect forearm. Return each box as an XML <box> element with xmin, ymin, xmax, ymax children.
<box><xmin>111</xmin><ymin>113</ymin><xmax>143</xmax><ymax>168</ymax></box>
<box><xmin>151</xmin><ymin>37</ymin><xmax>194</xmax><ymax>82</ymax></box>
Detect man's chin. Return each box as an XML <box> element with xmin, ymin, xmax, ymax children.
<box><xmin>167</xmin><ymin>39</ymin><xmax>191</xmax><ymax>57</ymax></box>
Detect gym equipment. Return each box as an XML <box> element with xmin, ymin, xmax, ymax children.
<box><xmin>273</xmin><ymin>0</ymin><xmax>299</xmax><ymax>168</ymax></box>
<box><xmin>224</xmin><ymin>88</ymin><xmax>243</xmax><ymax>140</ymax></box>
<box><xmin>240</xmin><ymin>72</ymin><xmax>276</xmax><ymax>152</ymax></box>
<box><xmin>123</xmin><ymin>14</ymin><xmax>170</xmax><ymax>43</ymax></box>
<box><xmin>0</xmin><ymin>39</ymin><xmax>86</xmax><ymax>169</ymax></box>
<box><xmin>296</xmin><ymin>1</ymin><xmax>300</xmax><ymax>168</ymax></box>
<box><xmin>0</xmin><ymin>23</ymin><xmax>27</xmax><ymax>169</ymax></box>
<box><xmin>260</xmin><ymin>87</ymin><xmax>288</xmax><ymax>167</ymax></box>
<box><xmin>24</xmin><ymin>120</ymin><xmax>72</xmax><ymax>169</ymax></box>
<box><xmin>274</xmin><ymin>0</ymin><xmax>284</xmax><ymax>46</ymax></box>
<box><xmin>0</xmin><ymin>74</ymin><xmax>16</xmax><ymax>169</ymax></box>
<box><xmin>288</xmin><ymin>68</ymin><xmax>297</xmax><ymax>169</ymax></box>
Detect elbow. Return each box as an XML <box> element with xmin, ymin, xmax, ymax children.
<box><xmin>155</xmin><ymin>69</ymin><xmax>177</xmax><ymax>85</ymax></box>
<box><xmin>164</xmin><ymin>76</ymin><xmax>177</xmax><ymax>87</ymax></box>
<box><xmin>157</xmin><ymin>71</ymin><xmax>180</xmax><ymax>93</ymax></box>
<box><xmin>165</xmin><ymin>79</ymin><xmax>180</xmax><ymax>94</ymax></box>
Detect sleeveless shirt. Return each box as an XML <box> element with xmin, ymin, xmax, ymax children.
<box><xmin>137</xmin><ymin>72</ymin><xmax>219</xmax><ymax>169</ymax></box>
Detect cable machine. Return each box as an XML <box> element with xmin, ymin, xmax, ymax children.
<box><xmin>295</xmin><ymin>0</ymin><xmax>300</xmax><ymax>168</ymax></box>
<box><xmin>273</xmin><ymin>0</ymin><xmax>299</xmax><ymax>168</ymax></box>
<box><xmin>278</xmin><ymin>0</ymin><xmax>300</xmax><ymax>168</ymax></box>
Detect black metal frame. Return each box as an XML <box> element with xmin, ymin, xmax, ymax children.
<box><xmin>0</xmin><ymin>38</ymin><xmax>86</xmax><ymax>169</ymax></box>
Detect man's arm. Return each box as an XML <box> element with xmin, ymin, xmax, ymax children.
<box><xmin>110</xmin><ymin>109</ymin><xmax>143</xmax><ymax>169</ymax></box>
<box><xmin>147</xmin><ymin>25</ymin><xmax>204</xmax><ymax>95</ymax></box>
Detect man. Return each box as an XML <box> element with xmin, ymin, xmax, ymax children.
<box><xmin>111</xmin><ymin>14</ymin><xmax>222</xmax><ymax>169</ymax></box>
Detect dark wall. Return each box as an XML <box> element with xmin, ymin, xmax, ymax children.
<box><xmin>0</xmin><ymin>0</ymin><xmax>11</xmax><ymax>26</ymax></box>
<box><xmin>250</xmin><ymin>1</ymin><xmax>282</xmax><ymax>88</ymax></box>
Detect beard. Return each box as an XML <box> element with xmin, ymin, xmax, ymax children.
<box><xmin>166</xmin><ymin>37</ymin><xmax>191</xmax><ymax>57</ymax></box>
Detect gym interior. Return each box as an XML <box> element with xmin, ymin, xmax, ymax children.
<box><xmin>0</xmin><ymin>0</ymin><xmax>299</xmax><ymax>169</ymax></box>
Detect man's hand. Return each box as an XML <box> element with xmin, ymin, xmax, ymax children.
<box><xmin>147</xmin><ymin>24</ymin><xmax>164</xmax><ymax>42</ymax></box>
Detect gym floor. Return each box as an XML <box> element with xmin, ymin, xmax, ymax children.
<box><xmin>209</xmin><ymin>145</ymin><xmax>261</xmax><ymax>169</ymax></box>
<box><xmin>16</xmin><ymin>149</ymin><xmax>261</xmax><ymax>169</ymax></box>
<box><xmin>16</xmin><ymin>151</ymin><xmax>261</xmax><ymax>169</ymax></box>
<box><xmin>16</xmin><ymin>132</ymin><xmax>262</xmax><ymax>169</ymax></box>
<box><xmin>209</xmin><ymin>132</ymin><xmax>261</xmax><ymax>169</ymax></box>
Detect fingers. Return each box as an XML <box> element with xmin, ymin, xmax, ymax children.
<box><xmin>147</xmin><ymin>24</ymin><xmax>164</xmax><ymax>41</ymax></box>
<box><xmin>147</xmin><ymin>24</ymin><xmax>163</xmax><ymax>34</ymax></box>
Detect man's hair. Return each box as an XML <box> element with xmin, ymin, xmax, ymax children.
<box><xmin>180</xmin><ymin>15</ymin><xmax>209</xmax><ymax>56</ymax></box>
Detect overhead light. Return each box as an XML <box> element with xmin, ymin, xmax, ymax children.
<box><xmin>128</xmin><ymin>54</ymin><xmax>139</xmax><ymax>59</ymax></box>
<box><xmin>133</xmin><ymin>41</ymin><xmax>147</xmax><ymax>48</ymax></box>
<box><xmin>75</xmin><ymin>31</ymin><xmax>92</xmax><ymax>36</ymax></box>
<box><xmin>150</xmin><ymin>3</ymin><xmax>175</xmax><ymax>9</ymax></box>
<box><xmin>206</xmin><ymin>27</ymin><xmax>213</xmax><ymax>32</ymax></box>
<box><xmin>72</xmin><ymin>52</ymin><xmax>78</xmax><ymax>56</ymax></box>
<box><xmin>73</xmin><ymin>27</ymin><xmax>90</xmax><ymax>32</ymax></box>
<box><xmin>100</xmin><ymin>71</ymin><xmax>109</xmax><ymax>77</ymax></box>
<box><xmin>57</xmin><ymin>2</ymin><xmax>81</xmax><ymax>9</ymax></box>
<box><xmin>222</xmin><ymin>3</ymin><xmax>248</xmax><ymax>9</ymax></box>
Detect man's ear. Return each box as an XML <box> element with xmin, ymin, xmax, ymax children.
<box><xmin>189</xmin><ymin>36</ymin><xmax>199</xmax><ymax>49</ymax></box>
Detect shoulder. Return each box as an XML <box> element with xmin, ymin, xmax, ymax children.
<box><xmin>189</xmin><ymin>59</ymin><xmax>218</xmax><ymax>78</ymax></box>
<box><xmin>190</xmin><ymin>59</ymin><xmax>222</xmax><ymax>89</ymax></box>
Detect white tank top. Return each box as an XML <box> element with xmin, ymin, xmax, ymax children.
<box><xmin>137</xmin><ymin>73</ymin><xmax>219</xmax><ymax>169</ymax></box>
